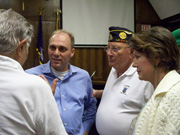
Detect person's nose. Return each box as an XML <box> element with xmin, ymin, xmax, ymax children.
<box><xmin>132</xmin><ymin>62</ymin><xmax>136</xmax><ymax>68</ymax></box>
<box><xmin>107</xmin><ymin>49</ymin><xmax>113</xmax><ymax>56</ymax></box>
<box><xmin>54</xmin><ymin>48</ymin><xmax>60</xmax><ymax>56</ymax></box>
<box><xmin>132</xmin><ymin>59</ymin><xmax>137</xmax><ymax>68</ymax></box>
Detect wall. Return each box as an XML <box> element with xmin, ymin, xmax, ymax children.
<box><xmin>1</xmin><ymin>0</ymin><xmax>177</xmax><ymax>86</ymax></box>
<box><xmin>0</xmin><ymin>0</ymin><xmax>175</xmax><ymax>135</ymax></box>
<box><xmin>135</xmin><ymin>0</ymin><xmax>161</xmax><ymax>32</ymax></box>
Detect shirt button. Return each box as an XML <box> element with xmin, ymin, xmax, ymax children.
<box><xmin>64</xmin><ymin>123</ymin><xmax>67</xmax><ymax>126</ymax></box>
<box><xmin>63</xmin><ymin>108</ymin><xmax>66</xmax><ymax>111</ymax></box>
<box><xmin>62</xmin><ymin>95</ymin><xmax>64</xmax><ymax>97</ymax></box>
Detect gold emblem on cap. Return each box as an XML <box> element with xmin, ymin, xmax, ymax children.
<box><xmin>119</xmin><ymin>32</ymin><xmax>127</xmax><ymax>39</ymax></box>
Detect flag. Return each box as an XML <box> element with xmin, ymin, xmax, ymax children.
<box><xmin>36</xmin><ymin>12</ymin><xmax>44</xmax><ymax>65</ymax></box>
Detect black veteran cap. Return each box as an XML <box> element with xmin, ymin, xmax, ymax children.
<box><xmin>108</xmin><ymin>26</ymin><xmax>134</xmax><ymax>43</ymax></box>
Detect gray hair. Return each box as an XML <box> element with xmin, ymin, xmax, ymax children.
<box><xmin>49</xmin><ymin>29</ymin><xmax>75</xmax><ymax>48</ymax></box>
<box><xmin>0</xmin><ymin>9</ymin><xmax>34</xmax><ymax>54</ymax></box>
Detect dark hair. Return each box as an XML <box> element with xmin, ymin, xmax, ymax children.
<box><xmin>129</xmin><ymin>26</ymin><xmax>180</xmax><ymax>72</ymax></box>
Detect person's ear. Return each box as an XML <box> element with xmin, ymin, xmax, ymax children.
<box><xmin>71</xmin><ymin>48</ymin><xmax>75</xmax><ymax>58</ymax></box>
<box><xmin>154</xmin><ymin>57</ymin><xmax>160</xmax><ymax>67</ymax></box>
<box><xmin>16</xmin><ymin>39</ymin><xmax>27</xmax><ymax>56</ymax></box>
<box><xmin>129</xmin><ymin>47</ymin><xmax>134</xmax><ymax>59</ymax></box>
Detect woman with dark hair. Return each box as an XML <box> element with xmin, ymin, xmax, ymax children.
<box><xmin>129</xmin><ymin>26</ymin><xmax>180</xmax><ymax>135</ymax></box>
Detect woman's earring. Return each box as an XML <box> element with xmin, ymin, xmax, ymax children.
<box><xmin>154</xmin><ymin>65</ymin><xmax>157</xmax><ymax>74</ymax></box>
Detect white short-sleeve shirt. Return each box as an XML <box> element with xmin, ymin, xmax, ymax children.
<box><xmin>96</xmin><ymin>65</ymin><xmax>154</xmax><ymax>135</ymax></box>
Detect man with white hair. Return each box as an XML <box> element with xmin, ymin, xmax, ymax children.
<box><xmin>0</xmin><ymin>9</ymin><xmax>67</xmax><ymax>135</ymax></box>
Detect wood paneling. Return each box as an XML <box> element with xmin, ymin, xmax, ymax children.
<box><xmin>70</xmin><ymin>48</ymin><xmax>110</xmax><ymax>84</ymax></box>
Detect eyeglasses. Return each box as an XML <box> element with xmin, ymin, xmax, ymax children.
<box><xmin>104</xmin><ymin>46</ymin><xmax>130</xmax><ymax>53</ymax></box>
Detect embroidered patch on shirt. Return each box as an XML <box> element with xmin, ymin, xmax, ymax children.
<box><xmin>121</xmin><ymin>85</ymin><xmax>130</xmax><ymax>95</ymax></box>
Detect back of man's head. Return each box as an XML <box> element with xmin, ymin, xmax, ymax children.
<box><xmin>0</xmin><ymin>9</ymin><xmax>34</xmax><ymax>55</ymax></box>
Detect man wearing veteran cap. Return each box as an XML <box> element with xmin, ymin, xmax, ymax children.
<box><xmin>94</xmin><ymin>26</ymin><xmax>154</xmax><ymax>135</ymax></box>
